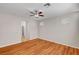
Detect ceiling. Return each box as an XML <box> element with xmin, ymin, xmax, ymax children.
<box><xmin>0</xmin><ymin>3</ymin><xmax>78</xmax><ymax>20</ymax></box>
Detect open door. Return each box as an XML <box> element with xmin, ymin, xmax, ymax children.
<box><xmin>21</xmin><ymin>21</ymin><xmax>28</xmax><ymax>42</ymax></box>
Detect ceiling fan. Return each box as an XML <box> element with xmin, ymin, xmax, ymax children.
<box><xmin>29</xmin><ymin>9</ymin><xmax>44</xmax><ymax>18</ymax></box>
<box><xmin>25</xmin><ymin>8</ymin><xmax>44</xmax><ymax>18</ymax></box>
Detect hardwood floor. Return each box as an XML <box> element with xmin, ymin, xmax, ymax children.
<box><xmin>0</xmin><ymin>38</ymin><xmax>79</xmax><ymax>55</ymax></box>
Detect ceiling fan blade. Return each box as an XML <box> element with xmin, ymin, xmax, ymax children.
<box><xmin>30</xmin><ymin>11</ymin><xmax>35</xmax><ymax>15</ymax></box>
<box><xmin>39</xmin><ymin>14</ymin><xmax>44</xmax><ymax>17</ymax></box>
<box><xmin>38</xmin><ymin>12</ymin><xmax>43</xmax><ymax>14</ymax></box>
<box><xmin>25</xmin><ymin>9</ymin><xmax>35</xmax><ymax>15</ymax></box>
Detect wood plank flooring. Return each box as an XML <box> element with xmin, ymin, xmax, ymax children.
<box><xmin>0</xmin><ymin>38</ymin><xmax>79</xmax><ymax>55</ymax></box>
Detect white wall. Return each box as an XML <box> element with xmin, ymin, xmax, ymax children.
<box><xmin>27</xmin><ymin>20</ymin><xmax>38</xmax><ymax>39</ymax></box>
<box><xmin>37</xmin><ymin>3</ymin><xmax>79</xmax><ymax>48</ymax></box>
<box><xmin>0</xmin><ymin>13</ymin><xmax>39</xmax><ymax>47</ymax></box>
<box><xmin>0</xmin><ymin>13</ymin><xmax>29</xmax><ymax>47</ymax></box>
<box><xmin>38</xmin><ymin>13</ymin><xmax>79</xmax><ymax>48</ymax></box>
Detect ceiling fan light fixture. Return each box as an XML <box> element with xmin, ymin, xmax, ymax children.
<box><xmin>34</xmin><ymin>14</ymin><xmax>39</xmax><ymax>18</ymax></box>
